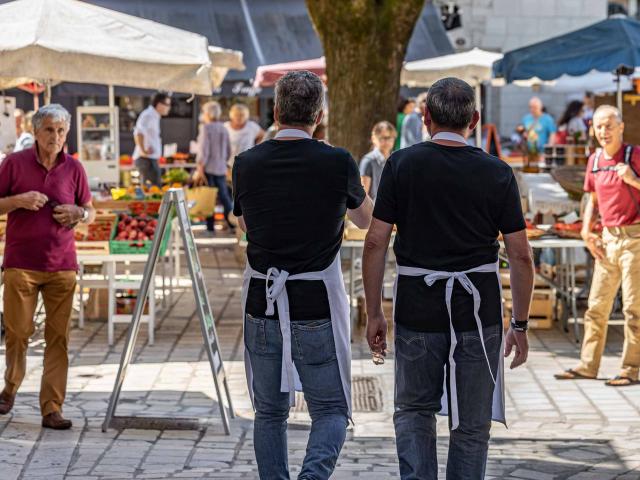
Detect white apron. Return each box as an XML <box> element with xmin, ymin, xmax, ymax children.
<box><xmin>242</xmin><ymin>254</ymin><xmax>353</xmax><ymax>418</ymax></box>
<box><xmin>394</xmin><ymin>262</ymin><xmax>506</xmax><ymax>430</ymax></box>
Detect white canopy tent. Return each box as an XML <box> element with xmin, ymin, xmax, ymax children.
<box><xmin>209</xmin><ymin>46</ymin><xmax>246</xmax><ymax>89</ymax></box>
<box><xmin>402</xmin><ymin>48</ymin><xmax>503</xmax><ymax>147</ymax></box>
<box><xmin>0</xmin><ymin>0</ymin><xmax>235</xmax><ymax>104</ymax></box>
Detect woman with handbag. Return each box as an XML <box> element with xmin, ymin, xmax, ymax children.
<box><xmin>194</xmin><ymin>101</ymin><xmax>235</xmax><ymax>232</ymax></box>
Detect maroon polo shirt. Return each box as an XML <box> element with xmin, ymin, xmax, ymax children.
<box><xmin>0</xmin><ymin>146</ymin><xmax>91</xmax><ymax>272</ymax></box>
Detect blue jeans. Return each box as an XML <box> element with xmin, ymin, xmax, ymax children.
<box><xmin>135</xmin><ymin>157</ymin><xmax>162</xmax><ymax>187</ymax></box>
<box><xmin>394</xmin><ymin>322</ymin><xmax>502</xmax><ymax>480</ymax></box>
<box><xmin>205</xmin><ymin>174</ymin><xmax>233</xmax><ymax>230</ymax></box>
<box><xmin>245</xmin><ymin>314</ymin><xmax>348</xmax><ymax>480</ymax></box>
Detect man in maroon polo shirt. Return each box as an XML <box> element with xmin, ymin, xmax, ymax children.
<box><xmin>0</xmin><ymin>104</ymin><xmax>95</xmax><ymax>429</ymax></box>
<box><xmin>556</xmin><ymin>105</ymin><xmax>640</xmax><ymax>387</ymax></box>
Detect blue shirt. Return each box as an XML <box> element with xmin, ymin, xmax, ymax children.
<box><xmin>522</xmin><ymin>113</ymin><xmax>556</xmax><ymax>150</ymax></box>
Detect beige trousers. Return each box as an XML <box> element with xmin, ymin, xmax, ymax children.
<box><xmin>575</xmin><ymin>227</ymin><xmax>640</xmax><ymax>381</ymax></box>
<box><xmin>2</xmin><ymin>268</ymin><xmax>76</xmax><ymax>415</ymax></box>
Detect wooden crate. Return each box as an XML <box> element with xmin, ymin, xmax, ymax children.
<box><xmin>503</xmin><ymin>288</ymin><xmax>555</xmax><ymax>330</ymax></box>
<box><xmin>344</xmin><ymin>226</ymin><xmax>367</xmax><ymax>241</ymax></box>
<box><xmin>75</xmin><ymin>241</ymin><xmax>110</xmax><ymax>255</ymax></box>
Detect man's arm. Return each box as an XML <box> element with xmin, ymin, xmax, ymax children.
<box><xmin>363</xmin><ymin>218</ymin><xmax>393</xmax><ymax>358</ymax></box>
<box><xmin>236</xmin><ymin>215</ymin><xmax>247</xmax><ymax>233</ymax></box>
<box><xmin>361</xmin><ymin>176</ymin><xmax>372</xmax><ymax>196</ymax></box>
<box><xmin>134</xmin><ymin>133</ymin><xmax>151</xmax><ymax>156</ymax></box>
<box><xmin>581</xmin><ymin>192</ymin><xmax>604</xmax><ymax>260</ymax></box>
<box><xmin>347</xmin><ymin>196</ymin><xmax>373</xmax><ymax>229</ymax></box>
<box><xmin>616</xmin><ymin>163</ymin><xmax>640</xmax><ymax>191</ymax></box>
<box><xmin>502</xmin><ymin>229</ymin><xmax>534</xmax><ymax>369</ymax></box>
<box><xmin>0</xmin><ymin>192</ymin><xmax>48</xmax><ymax>215</ymax></box>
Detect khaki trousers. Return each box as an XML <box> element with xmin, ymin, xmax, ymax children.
<box><xmin>576</xmin><ymin>227</ymin><xmax>640</xmax><ymax>381</ymax></box>
<box><xmin>2</xmin><ymin>268</ymin><xmax>76</xmax><ymax>415</ymax></box>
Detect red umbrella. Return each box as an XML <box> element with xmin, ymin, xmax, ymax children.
<box><xmin>253</xmin><ymin>57</ymin><xmax>326</xmax><ymax>88</ymax></box>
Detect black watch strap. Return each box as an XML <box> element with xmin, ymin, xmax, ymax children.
<box><xmin>510</xmin><ymin>318</ymin><xmax>529</xmax><ymax>332</ymax></box>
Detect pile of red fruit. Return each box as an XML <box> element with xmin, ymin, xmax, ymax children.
<box><xmin>114</xmin><ymin>213</ymin><xmax>158</xmax><ymax>242</ymax></box>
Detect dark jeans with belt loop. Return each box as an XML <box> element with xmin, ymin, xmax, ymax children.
<box><xmin>245</xmin><ymin>314</ymin><xmax>348</xmax><ymax>480</ymax></box>
<box><xmin>135</xmin><ymin>157</ymin><xmax>162</xmax><ymax>187</ymax></box>
<box><xmin>394</xmin><ymin>322</ymin><xmax>502</xmax><ymax>480</ymax></box>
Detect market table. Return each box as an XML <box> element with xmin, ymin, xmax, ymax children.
<box><xmin>0</xmin><ymin>251</ymin><xmax>174</xmax><ymax>346</ymax></box>
<box><xmin>341</xmin><ymin>236</ymin><xmax>587</xmax><ymax>341</ymax></box>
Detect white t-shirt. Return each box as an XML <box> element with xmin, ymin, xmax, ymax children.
<box><xmin>133</xmin><ymin>106</ymin><xmax>162</xmax><ymax>160</ymax></box>
<box><xmin>224</xmin><ymin>120</ymin><xmax>262</xmax><ymax>167</ymax></box>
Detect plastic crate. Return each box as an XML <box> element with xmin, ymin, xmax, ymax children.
<box><xmin>109</xmin><ymin>212</ymin><xmax>173</xmax><ymax>255</ymax></box>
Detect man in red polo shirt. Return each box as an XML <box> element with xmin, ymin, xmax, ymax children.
<box><xmin>0</xmin><ymin>104</ymin><xmax>95</xmax><ymax>429</ymax></box>
<box><xmin>556</xmin><ymin>105</ymin><xmax>640</xmax><ymax>386</ymax></box>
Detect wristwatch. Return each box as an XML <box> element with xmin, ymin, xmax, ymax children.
<box><xmin>510</xmin><ymin>317</ymin><xmax>529</xmax><ymax>332</ymax></box>
<box><xmin>80</xmin><ymin>207</ymin><xmax>89</xmax><ymax>223</ymax></box>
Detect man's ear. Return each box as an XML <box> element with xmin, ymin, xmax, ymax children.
<box><xmin>273</xmin><ymin>105</ymin><xmax>280</xmax><ymax>124</ymax></box>
<box><xmin>468</xmin><ymin>110</ymin><xmax>480</xmax><ymax>132</ymax></box>
<box><xmin>315</xmin><ymin>109</ymin><xmax>324</xmax><ymax>126</ymax></box>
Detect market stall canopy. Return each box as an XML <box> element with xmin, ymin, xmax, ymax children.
<box><xmin>208</xmin><ymin>46</ymin><xmax>246</xmax><ymax>89</ymax></box>
<box><xmin>494</xmin><ymin>68</ymin><xmax>639</xmax><ymax>94</ymax></box>
<box><xmin>0</xmin><ymin>0</ymin><xmax>212</xmax><ymax>95</ymax></box>
<box><xmin>253</xmin><ymin>57</ymin><xmax>326</xmax><ymax>88</ymax></box>
<box><xmin>401</xmin><ymin>48</ymin><xmax>503</xmax><ymax>87</ymax></box>
<box><xmin>493</xmin><ymin>15</ymin><xmax>640</xmax><ymax>83</ymax></box>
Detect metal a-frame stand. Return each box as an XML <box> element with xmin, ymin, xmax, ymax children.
<box><xmin>102</xmin><ymin>188</ymin><xmax>234</xmax><ymax>434</ymax></box>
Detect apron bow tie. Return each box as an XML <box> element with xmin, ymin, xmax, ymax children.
<box><xmin>265</xmin><ymin>267</ymin><xmax>290</xmax><ymax>316</ymax></box>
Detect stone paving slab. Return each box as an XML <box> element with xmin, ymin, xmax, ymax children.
<box><xmin>1</xmin><ymin>241</ymin><xmax>640</xmax><ymax>479</ymax></box>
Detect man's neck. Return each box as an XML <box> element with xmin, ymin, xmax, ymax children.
<box><xmin>36</xmin><ymin>144</ymin><xmax>59</xmax><ymax>170</ymax></box>
<box><xmin>603</xmin><ymin>142</ymin><xmax>624</xmax><ymax>158</ymax></box>
<box><xmin>276</xmin><ymin>124</ymin><xmax>315</xmax><ymax>140</ymax></box>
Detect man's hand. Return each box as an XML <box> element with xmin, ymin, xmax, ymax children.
<box><xmin>504</xmin><ymin>327</ymin><xmax>529</xmax><ymax>369</ymax></box>
<box><xmin>53</xmin><ymin>204</ymin><xmax>83</xmax><ymax>227</ymax></box>
<box><xmin>15</xmin><ymin>191</ymin><xmax>48</xmax><ymax>211</ymax></box>
<box><xmin>616</xmin><ymin>163</ymin><xmax>637</xmax><ymax>185</ymax></box>
<box><xmin>366</xmin><ymin>311</ymin><xmax>388</xmax><ymax>364</ymax></box>
<box><xmin>582</xmin><ymin>231</ymin><xmax>605</xmax><ymax>260</ymax></box>
<box><xmin>144</xmin><ymin>146</ymin><xmax>154</xmax><ymax>156</ymax></box>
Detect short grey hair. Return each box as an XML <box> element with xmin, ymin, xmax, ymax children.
<box><xmin>202</xmin><ymin>101</ymin><xmax>222</xmax><ymax>121</ymax></box>
<box><xmin>593</xmin><ymin>104</ymin><xmax>622</xmax><ymax>123</ymax></box>
<box><xmin>274</xmin><ymin>71</ymin><xmax>324</xmax><ymax>127</ymax></box>
<box><xmin>33</xmin><ymin>104</ymin><xmax>71</xmax><ymax>131</ymax></box>
<box><xmin>426</xmin><ymin>77</ymin><xmax>475</xmax><ymax>130</ymax></box>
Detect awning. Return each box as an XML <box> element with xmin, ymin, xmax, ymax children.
<box><xmin>493</xmin><ymin>15</ymin><xmax>640</xmax><ymax>83</ymax></box>
<box><xmin>0</xmin><ymin>0</ymin><xmax>212</xmax><ymax>95</ymax></box>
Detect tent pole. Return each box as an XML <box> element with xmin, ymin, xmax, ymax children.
<box><xmin>475</xmin><ymin>82</ymin><xmax>482</xmax><ymax>148</ymax></box>
<box><xmin>44</xmin><ymin>79</ymin><xmax>51</xmax><ymax>105</ymax></box>
<box><xmin>617</xmin><ymin>72</ymin><xmax>623</xmax><ymax>115</ymax></box>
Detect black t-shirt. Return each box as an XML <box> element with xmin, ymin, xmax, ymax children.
<box><xmin>233</xmin><ymin>138</ymin><xmax>366</xmax><ymax>320</ymax></box>
<box><xmin>374</xmin><ymin>141</ymin><xmax>525</xmax><ymax>332</ymax></box>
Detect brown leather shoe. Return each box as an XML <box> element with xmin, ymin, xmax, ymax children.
<box><xmin>0</xmin><ymin>391</ymin><xmax>15</xmax><ymax>415</ymax></box>
<box><xmin>42</xmin><ymin>412</ymin><xmax>72</xmax><ymax>430</ymax></box>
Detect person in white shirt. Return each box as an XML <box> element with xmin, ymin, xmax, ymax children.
<box><xmin>133</xmin><ymin>93</ymin><xmax>171</xmax><ymax>186</ymax></box>
<box><xmin>13</xmin><ymin>111</ymin><xmax>34</xmax><ymax>152</ymax></box>
<box><xmin>224</xmin><ymin>103</ymin><xmax>264</xmax><ymax>169</ymax></box>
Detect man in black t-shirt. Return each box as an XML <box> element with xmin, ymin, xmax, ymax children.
<box><xmin>362</xmin><ymin>77</ymin><xmax>534</xmax><ymax>480</ymax></box>
<box><xmin>233</xmin><ymin>71</ymin><xmax>372</xmax><ymax>480</ymax></box>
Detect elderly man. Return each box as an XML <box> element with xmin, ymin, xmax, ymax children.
<box><xmin>233</xmin><ymin>71</ymin><xmax>372</xmax><ymax>479</ymax></box>
<box><xmin>363</xmin><ymin>77</ymin><xmax>534</xmax><ymax>479</ymax></box>
<box><xmin>0</xmin><ymin>104</ymin><xmax>95</xmax><ymax>429</ymax></box>
<box><xmin>133</xmin><ymin>92</ymin><xmax>171</xmax><ymax>186</ymax></box>
<box><xmin>556</xmin><ymin>105</ymin><xmax>640</xmax><ymax>386</ymax></box>
<box><xmin>521</xmin><ymin>96</ymin><xmax>556</xmax><ymax>152</ymax></box>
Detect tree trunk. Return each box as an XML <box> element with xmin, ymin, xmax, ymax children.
<box><xmin>306</xmin><ymin>0</ymin><xmax>424</xmax><ymax>160</ymax></box>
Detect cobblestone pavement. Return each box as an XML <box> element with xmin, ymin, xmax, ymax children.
<box><xmin>1</xmin><ymin>239</ymin><xmax>640</xmax><ymax>479</ymax></box>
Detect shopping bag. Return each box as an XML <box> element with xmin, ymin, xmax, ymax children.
<box><xmin>186</xmin><ymin>186</ymin><xmax>218</xmax><ymax>217</ymax></box>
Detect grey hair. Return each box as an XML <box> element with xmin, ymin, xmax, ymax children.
<box><xmin>594</xmin><ymin>104</ymin><xmax>622</xmax><ymax>123</ymax></box>
<box><xmin>274</xmin><ymin>71</ymin><xmax>324</xmax><ymax>127</ymax></box>
<box><xmin>426</xmin><ymin>77</ymin><xmax>475</xmax><ymax>130</ymax></box>
<box><xmin>33</xmin><ymin>104</ymin><xmax>71</xmax><ymax>131</ymax></box>
<box><xmin>202</xmin><ymin>101</ymin><xmax>222</xmax><ymax>121</ymax></box>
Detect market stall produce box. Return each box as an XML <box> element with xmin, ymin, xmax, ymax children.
<box><xmin>110</xmin><ymin>212</ymin><xmax>172</xmax><ymax>255</ymax></box>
